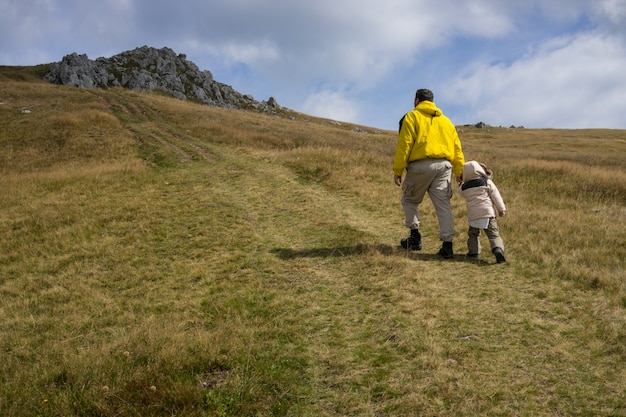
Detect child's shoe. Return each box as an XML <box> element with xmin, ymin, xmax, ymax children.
<box><xmin>493</xmin><ymin>247</ymin><xmax>506</xmax><ymax>263</ymax></box>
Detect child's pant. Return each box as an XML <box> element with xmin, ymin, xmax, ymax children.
<box><xmin>467</xmin><ymin>217</ymin><xmax>504</xmax><ymax>255</ymax></box>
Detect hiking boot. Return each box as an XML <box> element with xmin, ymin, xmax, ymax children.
<box><xmin>438</xmin><ymin>241</ymin><xmax>454</xmax><ymax>259</ymax></box>
<box><xmin>493</xmin><ymin>247</ymin><xmax>506</xmax><ymax>263</ymax></box>
<box><xmin>400</xmin><ymin>229</ymin><xmax>422</xmax><ymax>250</ymax></box>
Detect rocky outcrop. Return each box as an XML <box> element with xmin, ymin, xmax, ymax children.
<box><xmin>44</xmin><ymin>45</ymin><xmax>279</xmax><ymax>112</ymax></box>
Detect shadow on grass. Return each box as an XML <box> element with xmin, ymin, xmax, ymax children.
<box><xmin>400</xmin><ymin>251</ymin><xmax>494</xmax><ymax>264</ymax></box>
<box><xmin>271</xmin><ymin>243</ymin><xmax>394</xmax><ymax>259</ymax></box>
<box><xmin>272</xmin><ymin>244</ymin><xmax>498</xmax><ymax>265</ymax></box>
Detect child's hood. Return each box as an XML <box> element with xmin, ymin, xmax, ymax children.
<box><xmin>462</xmin><ymin>160</ymin><xmax>488</xmax><ymax>181</ymax></box>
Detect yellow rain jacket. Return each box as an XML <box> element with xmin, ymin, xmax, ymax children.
<box><xmin>393</xmin><ymin>100</ymin><xmax>465</xmax><ymax>178</ymax></box>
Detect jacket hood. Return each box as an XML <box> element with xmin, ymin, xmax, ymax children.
<box><xmin>416</xmin><ymin>100</ymin><xmax>442</xmax><ymax>117</ymax></box>
<box><xmin>462</xmin><ymin>160</ymin><xmax>488</xmax><ymax>181</ymax></box>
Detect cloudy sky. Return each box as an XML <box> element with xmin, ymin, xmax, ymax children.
<box><xmin>2</xmin><ymin>0</ymin><xmax>626</xmax><ymax>130</ymax></box>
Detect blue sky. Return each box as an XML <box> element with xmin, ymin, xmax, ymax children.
<box><xmin>2</xmin><ymin>0</ymin><xmax>626</xmax><ymax>130</ymax></box>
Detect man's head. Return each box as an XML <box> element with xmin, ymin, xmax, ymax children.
<box><xmin>415</xmin><ymin>89</ymin><xmax>434</xmax><ymax>103</ymax></box>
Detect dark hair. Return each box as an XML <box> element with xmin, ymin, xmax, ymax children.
<box><xmin>415</xmin><ymin>88</ymin><xmax>434</xmax><ymax>102</ymax></box>
<box><xmin>479</xmin><ymin>162</ymin><xmax>493</xmax><ymax>177</ymax></box>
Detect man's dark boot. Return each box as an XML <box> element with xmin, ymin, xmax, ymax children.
<box><xmin>400</xmin><ymin>229</ymin><xmax>422</xmax><ymax>250</ymax></box>
<box><xmin>438</xmin><ymin>241</ymin><xmax>454</xmax><ymax>259</ymax></box>
<box><xmin>493</xmin><ymin>247</ymin><xmax>506</xmax><ymax>263</ymax></box>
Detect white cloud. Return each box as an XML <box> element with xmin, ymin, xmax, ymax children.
<box><xmin>599</xmin><ymin>0</ymin><xmax>626</xmax><ymax>24</ymax></box>
<box><xmin>301</xmin><ymin>89</ymin><xmax>359</xmax><ymax>123</ymax></box>
<box><xmin>204</xmin><ymin>39</ymin><xmax>280</xmax><ymax>67</ymax></box>
<box><xmin>167</xmin><ymin>0</ymin><xmax>520</xmax><ymax>90</ymax></box>
<box><xmin>445</xmin><ymin>32</ymin><xmax>626</xmax><ymax>128</ymax></box>
<box><xmin>2</xmin><ymin>0</ymin><xmax>626</xmax><ymax>128</ymax></box>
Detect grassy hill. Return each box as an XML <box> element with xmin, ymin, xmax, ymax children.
<box><xmin>1</xmin><ymin>66</ymin><xmax>625</xmax><ymax>416</ymax></box>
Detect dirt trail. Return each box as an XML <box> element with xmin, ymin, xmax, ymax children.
<box><xmin>88</xmin><ymin>89</ymin><xmax>217</xmax><ymax>164</ymax></box>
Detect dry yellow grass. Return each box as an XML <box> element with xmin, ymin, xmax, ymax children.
<box><xmin>1</xmin><ymin>67</ymin><xmax>625</xmax><ymax>416</ymax></box>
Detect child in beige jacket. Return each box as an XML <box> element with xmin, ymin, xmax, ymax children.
<box><xmin>459</xmin><ymin>161</ymin><xmax>507</xmax><ymax>263</ymax></box>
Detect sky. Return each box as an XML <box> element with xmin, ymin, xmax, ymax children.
<box><xmin>2</xmin><ymin>0</ymin><xmax>626</xmax><ymax>130</ymax></box>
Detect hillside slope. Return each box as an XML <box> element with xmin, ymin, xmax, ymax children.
<box><xmin>1</xmin><ymin>69</ymin><xmax>625</xmax><ymax>416</ymax></box>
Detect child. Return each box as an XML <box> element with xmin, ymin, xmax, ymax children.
<box><xmin>459</xmin><ymin>161</ymin><xmax>507</xmax><ymax>263</ymax></box>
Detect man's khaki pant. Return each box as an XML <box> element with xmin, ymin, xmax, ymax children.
<box><xmin>401</xmin><ymin>158</ymin><xmax>454</xmax><ymax>242</ymax></box>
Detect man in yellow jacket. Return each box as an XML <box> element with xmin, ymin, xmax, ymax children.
<box><xmin>393</xmin><ymin>88</ymin><xmax>465</xmax><ymax>258</ymax></box>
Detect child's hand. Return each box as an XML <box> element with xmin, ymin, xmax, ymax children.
<box><xmin>499</xmin><ymin>210</ymin><xmax>506</xmax><ymax>217</ymax></box>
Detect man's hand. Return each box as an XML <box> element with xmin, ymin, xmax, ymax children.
<box><xmin>394</xmin><ymin>175</ymin><xmax>402</xmax><ymax>187</ymax></box>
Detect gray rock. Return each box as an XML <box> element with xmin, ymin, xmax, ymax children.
<box><xmin>44</xmin><ymin>45</ymin><xmax>279</xmax><ymax>112</ymax></box>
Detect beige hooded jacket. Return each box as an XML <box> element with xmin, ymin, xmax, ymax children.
<box><xmin>460</xmin><ymin>161</ymin><xmax>506</xmax><ymax>222</ymax></box>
